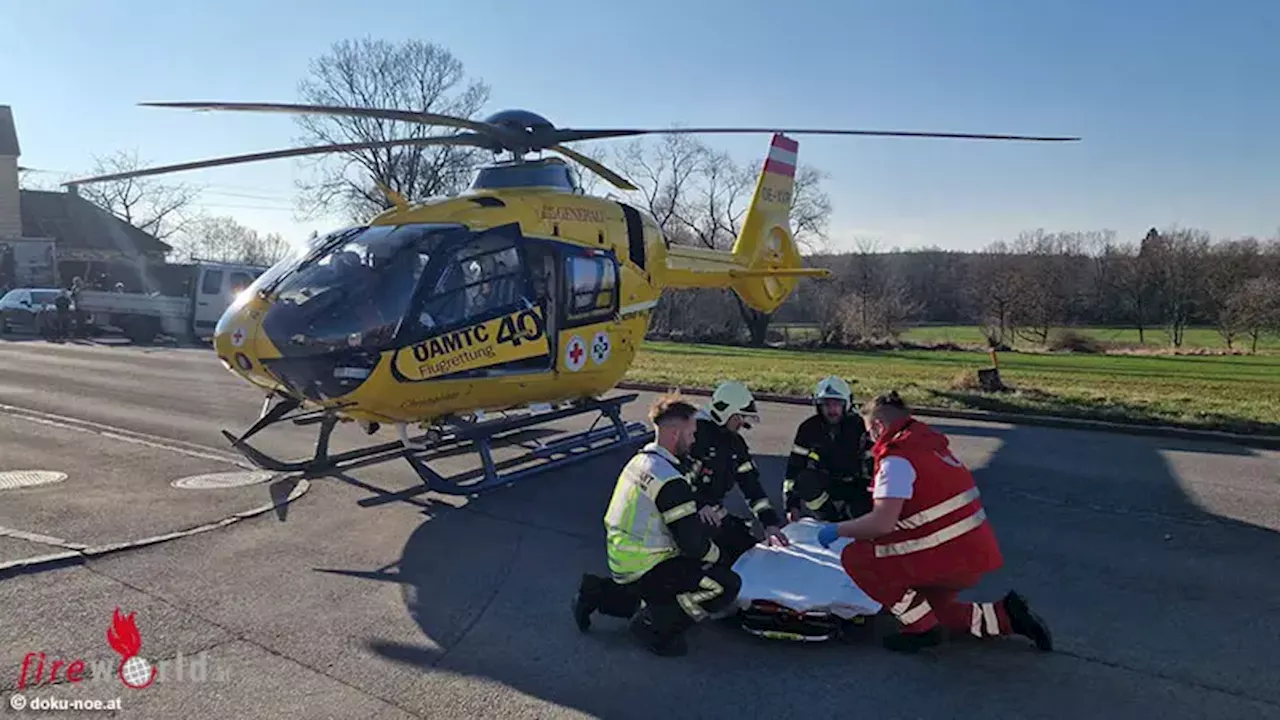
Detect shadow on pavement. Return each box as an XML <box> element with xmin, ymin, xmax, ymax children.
<box><xmin>307</xmin><ymin>409</ymin><xmax>1280</xmax><ymax>717</ymax></box>
<box><xmin>927</xmin><ymin>419</ymin><xmax>1280</xmax><ymax>707</ymax></box>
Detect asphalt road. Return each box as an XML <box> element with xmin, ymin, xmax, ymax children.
<box><xmin>2</xmin><ymin>339</ymin><xmax>1279</xmax><ymax>719</ymax></box>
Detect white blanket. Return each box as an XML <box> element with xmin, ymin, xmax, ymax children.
<box><xmin>731</xmin><ymin>518</ymin><xmax>882</xmax><ymax>619</ymax></box>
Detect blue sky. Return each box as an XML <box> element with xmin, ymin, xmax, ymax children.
<box><xmin>2</xmin><ymin>0</ymin><xmax>1276</xmax><ymax>252</ymax></box>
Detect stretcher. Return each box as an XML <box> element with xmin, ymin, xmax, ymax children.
<box><xmin>730</xmin><ymin>518</ymin><xmax>883</xmax><ymax>642</ymax></box>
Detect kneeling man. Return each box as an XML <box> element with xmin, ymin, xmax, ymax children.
<box><xmin>573</xmin><ymin>392</ymin><xmax>741</xmax><ymax>657</ymax></box>
<box><xmin>818</xmin><ymin>391</ymin><xmax>1053</xmax><ymax>653</ymax></box>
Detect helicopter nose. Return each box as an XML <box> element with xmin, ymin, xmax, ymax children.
<box><xmin>213</xmin><ymin>298</ymin><xmax>272</xmax><ymax>386</ymax></box>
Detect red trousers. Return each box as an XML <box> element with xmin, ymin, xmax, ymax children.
<box><xmin>841</xmin><ymin>541</ymin><xmax>1011</xmax><ymax>637</ymax></box>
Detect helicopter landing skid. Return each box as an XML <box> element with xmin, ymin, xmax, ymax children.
<box><xmin>220</xmin><ymin>393</ymin><xmax>652</xmax><ymax>498</ymax></box>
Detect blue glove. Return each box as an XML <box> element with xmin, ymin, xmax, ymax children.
<box><xmin>817</xmin><ymin>523</ymin><xmax>841</xmax><ymax>548</ymax></box>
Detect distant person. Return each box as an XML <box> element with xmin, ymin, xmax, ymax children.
<box><xmin>817</xmin><ymin>391</ymin><xmax>1053</xmax><ymax>653</ymax></box>
<box><xmin>70</xmin><ymin>277</ymin><xmax>84</xmax><ymax>337</ymax></box>
<box><xmin>572</xmin><ymin>393</ymin><xmax>742</xmax><ymax>657</ymax></box>
<box><xmin>53</xmin><ymin>290</ymin><xmax>71</xmax><ymax>340</ymax></box>
<box><xmin>784</xmin><ymin>375</ymin><xmax>874</xmax><ymax>522</ymax></box>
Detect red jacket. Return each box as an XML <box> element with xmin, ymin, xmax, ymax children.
<box><xmin>867</xmin><ymin>417</ymin><xmax>1003</xmax><ymax>577</ymax></box>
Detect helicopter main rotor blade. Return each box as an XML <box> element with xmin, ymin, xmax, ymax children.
<box><xmin>550</xmin><ymin>128</ymin><xmax>1081</xmax><ymax>144</ymax></box>
<box><xmin>62</xmin><ymin>133</ymin><xmax>490</xmax><ymax>186</ymax></box>
<box><xmin>139</xmin><ymin>101</ymin><xmax>516</xmax><ymax>146</ymax></box>
<box><xmin>549</xmin><ymin>144</ymin><xmax>638</xmax><ymax>191</ymax></box>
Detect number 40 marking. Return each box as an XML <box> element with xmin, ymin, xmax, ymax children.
<box><xmin>496</xmin><ymin>309</ymin><xmax>544</xmax><ymax>347</ymax></box>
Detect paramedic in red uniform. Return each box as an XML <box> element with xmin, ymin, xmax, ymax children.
<box><xmin>817</xmin><ymin>391</ymin><xmax>1053</xmax><ymax>653</ymax></box>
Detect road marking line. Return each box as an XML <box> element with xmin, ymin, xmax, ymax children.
<box><xmin>0</xmin><ymin>479</ymin><xmax>310</xmax><ymax>574</ymax></box>
<box><xmin>0</xmin><ymin>526</ymin><xmax>89</xmax><ymax>550</ymax></box>
<box><xmin>0</xmin><ymin>402</ymin><xmax>252</xmax><ymax>469</ymax></box>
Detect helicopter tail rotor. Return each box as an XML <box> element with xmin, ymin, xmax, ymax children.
<box><xmin>663</xmin><ymin>133</ymin><xmax>828</xmax><ymax>313</ymax></box>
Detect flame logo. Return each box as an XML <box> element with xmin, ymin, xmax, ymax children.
<box><xmin>107</xmin><ymin>607</ymin><xmax>156</xmax><ymax>690</ymax></box>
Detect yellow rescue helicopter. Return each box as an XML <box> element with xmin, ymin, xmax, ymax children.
<box><xmin>66</xmin><ymin>102</ymin><xmax>1077</xmax><ymax>495</ymax></box>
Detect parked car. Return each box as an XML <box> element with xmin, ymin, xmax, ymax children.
<box><xmin>0</xmin><ymin>287</ymin><xmax>63</xmax><ymax>335</ymax></box>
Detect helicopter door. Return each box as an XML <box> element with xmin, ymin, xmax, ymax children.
<box><xmin>392</xmin><ymin>225</ymin><xmax>553</xmax><ymax>383</ymax></box>
<box><xmin>556</xmin><ymin>248</ymin><xmax>619</xmax><ymax>375</ymax></box>
<box><xmin>522</xmin><ymin>240</ymin><xmax>560</xmax><ymax>366</ymax></box>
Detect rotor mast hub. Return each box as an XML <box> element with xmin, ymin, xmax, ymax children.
<box><xmin>483</xmin><ymin>109</ymin><xmax>557</xmax><ymax>159</ymax></box>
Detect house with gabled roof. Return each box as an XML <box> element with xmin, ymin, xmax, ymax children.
<box><xmin>1</xmin><ymin>104</ymin><xmax>171</xmax><ymax>291</ymax></box>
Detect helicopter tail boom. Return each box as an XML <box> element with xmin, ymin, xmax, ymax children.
<box><xmin>662</xmin><ymin>133</ymin><xmax>827</xmax><ymax>312</ymax></box>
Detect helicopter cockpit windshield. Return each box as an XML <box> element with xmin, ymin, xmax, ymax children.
<box><xmin>260</xmin><ymin>223</ymin><xmax>470</xmax><ymax>356</ymax></box>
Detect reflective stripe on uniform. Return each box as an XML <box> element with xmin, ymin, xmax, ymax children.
<box><xmin>896</xmin><ymin>487</ymin><xmax>981</xmax><ymax>530</ymax></box>
<box><xmin>751</xmin><ymin>498</ymin><xmax>772</xmax><ymax>513</ymax></box>
<box><xmin>702</xmin><ymin>542</ymin><xmax>721</xmax><ymax>565</ymax></box>
<box><xmin>875</xmin><ymin>508</ymin><xmax>988</xmax><ymax>558</ymax></box>
<box><xmin>970</xmin><ymin>602</ymin><xmax>1001</xmax><ymax>637</ymax></box>
<box><xmin>890</xmin><ymin>589</ymin><xmax>933</xmax><ymax>627</ymax></box>
<box><xmin>676</xmin><ymin>575</ymin><xmax>725</xmax><ymax>621</ymax></box>
<box><xmin>791</xmin><ymin>445</ymin><xmax>820</xmax><ymax>462</ymax></box>
<box><xmin>805</xmin><ymin>492</ymin><xmax>830</xmax><ymax>510</ymax></box>
<box><xmin>737</xmin><ymin>461</ymin><xmax>754</xmax><ymax>473</ymax></box>
<box><xmin>783</xmin><ymin>478</ymin><xmax>795</xmax><ymax>494</ymax></box>
<box><xmin>898</xmin><ymin>599</ymin><xmax>933</xmax><ymax>626</ymax></box>
<box><xmin>662</xmin><ymin>500</ymin><xmax>697</xmax><ymax>524</ymax></box>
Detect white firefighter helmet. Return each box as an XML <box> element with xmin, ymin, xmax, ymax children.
<box><xmin>813</xmin><ymin>376</ymin><xmax>853</xmax><ymax>409</ymax></box>
<box><xmin>707</xmin><ymin>380</ymin><xmax>759</xmax><ymax>426</ymax></box>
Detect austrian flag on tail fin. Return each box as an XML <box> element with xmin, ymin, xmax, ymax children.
<box><xmin>765</xmin><ymin>134</ymin><xmax>799</xmax><ymax>178</ymax></box>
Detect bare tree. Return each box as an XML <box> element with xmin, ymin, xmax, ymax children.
<box><xmin>790</xmin><ymin>165</ymin><xmax>833</xmax><ymax>254</ymax></box>
<box><xmin>839</xmin><ymin>237</ymin><xmax>887</xmax><ymax>335</ymax></box>
<box><xmin>76</xmin><ymin>150</ymin><xmax>199</xmax><ymax>240</ymax></box>
<box><xmin>293</xmin><ymin>38</ymin><xmax>490</xmax><ymax>223</ymax></box>
<box><xmin>564</xmin><ymin>144</ymin><xmax>610</xmax><ymax>197</ymax></box>
<box><xmin>969</xmin><ymin>240</ymin><xmax>1027</xmax><ymax>346</ymax></box>
<box><xmin>642</xmin><ymin>219</ymin><xmax>1277</xmax><ymax>350</ymax></box>
<box><xmin>1006</xmin><ymin>230</ymin><xmax>1083</xmax><ymax>345</ymax></box>
<box><xmin>1146</xmin><ymin>227</ymin><xmax>1211</xmax><ymax>347</ymax></box>
<box><xmin>1111</xmin><ymin>230</ymin><xmax>1164</xmax><ymax>344</ymax></box>
<box><xmin>1201</xmin><ymin>237</ymin><xmax>1261</xmax><ymax>348</ymax></box>
<box><xmin>669</xmin><ymin>147</ymin><xmax>755</xmax><ymax>250</ymax></box>
<box><xmin>169</xmin><ymin>215</ymin><xmax>292</xmax><ymax>266</ymax></box>
<box><xmin>614</xmin><ymin>134</ymin><xmax>707</xmax><ymax>234</ymax></box>
<box><xmin>1085</xmin><ymin>229</ymin><xmax>1123</xmax><ymax>323</ymax></box>
<box><xmin>830</xmin><ymin>276</ymin><xmax>919</xmax><ymax>344</ymax></box>
<box><xmin>614</xmin><ymin>134</ymin><xmax>832</xmax><ymax>346</ymax></box>
<box><xmin>1223</xmin><ymin>276</ymin><xmax>1280</xmax><ymax>353</ymax></box>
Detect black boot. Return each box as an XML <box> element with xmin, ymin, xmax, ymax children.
<box><xmin>572</xmin><ymin>574</ymin><xmax>602</xmax><ymax>632</ymax></box>
<box><xmin>881</xmin><ymin>626</ymin><xmax>944</xmax><ymax>653</ymax></box>
<box><xmin>630</xmin><ymin>606</ymin><xmax>690</xmax><ymax>657</ymax></box>
<box><xmin>1003</xmin><ymin>591</ymin><xmax>1053</xmax><ymax>651</ymax></box>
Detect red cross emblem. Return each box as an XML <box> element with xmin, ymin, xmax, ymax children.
<box><xmin>569</xmin><ymin>342</ymin><xmax>584</xmax><ymax>364</ymax></box>
<box><xmin>231</xmin><ymin>328</ymin><xmax>245</xmax><ymax>346</ymax></box>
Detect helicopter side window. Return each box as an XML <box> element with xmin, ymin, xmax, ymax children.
<box><xmin>414</xmin><ymin>232</ymin><xmax>527</xmax><ymax>335</ymax></box>
<box><xmin>563</xmin><ymin>253</ymin><xmax>617</xmax><ymax>327</ymax></box>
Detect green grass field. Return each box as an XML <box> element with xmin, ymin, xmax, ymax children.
<box><xmin>627</xmin><ymin>340</ymin><xmax>1280</xmax><ymax>435</ymax></box>
<box><xmin>773</xmin><ymin>323</ymin><xmax>1280</xmax><ymax>352</ymax></box>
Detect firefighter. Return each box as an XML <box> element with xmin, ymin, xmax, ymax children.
<box><xmin>572</xmin><ymin>392</ymin><xmax>741</xmax><ymax>657</ymax></box>
<box><xmin>817</xmin><ymin>391</ymin><xmax>1053</xmax><ymax>653</ymax></box>
<box><xmin>686</xmin><ymin>380</ymin><xmax>789</xmax><ymax>564</ymax></box>
<box><xmin>784</xmin><ymin>376</ymin><xmax>873</xmax><ymax>523</ymax></box>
